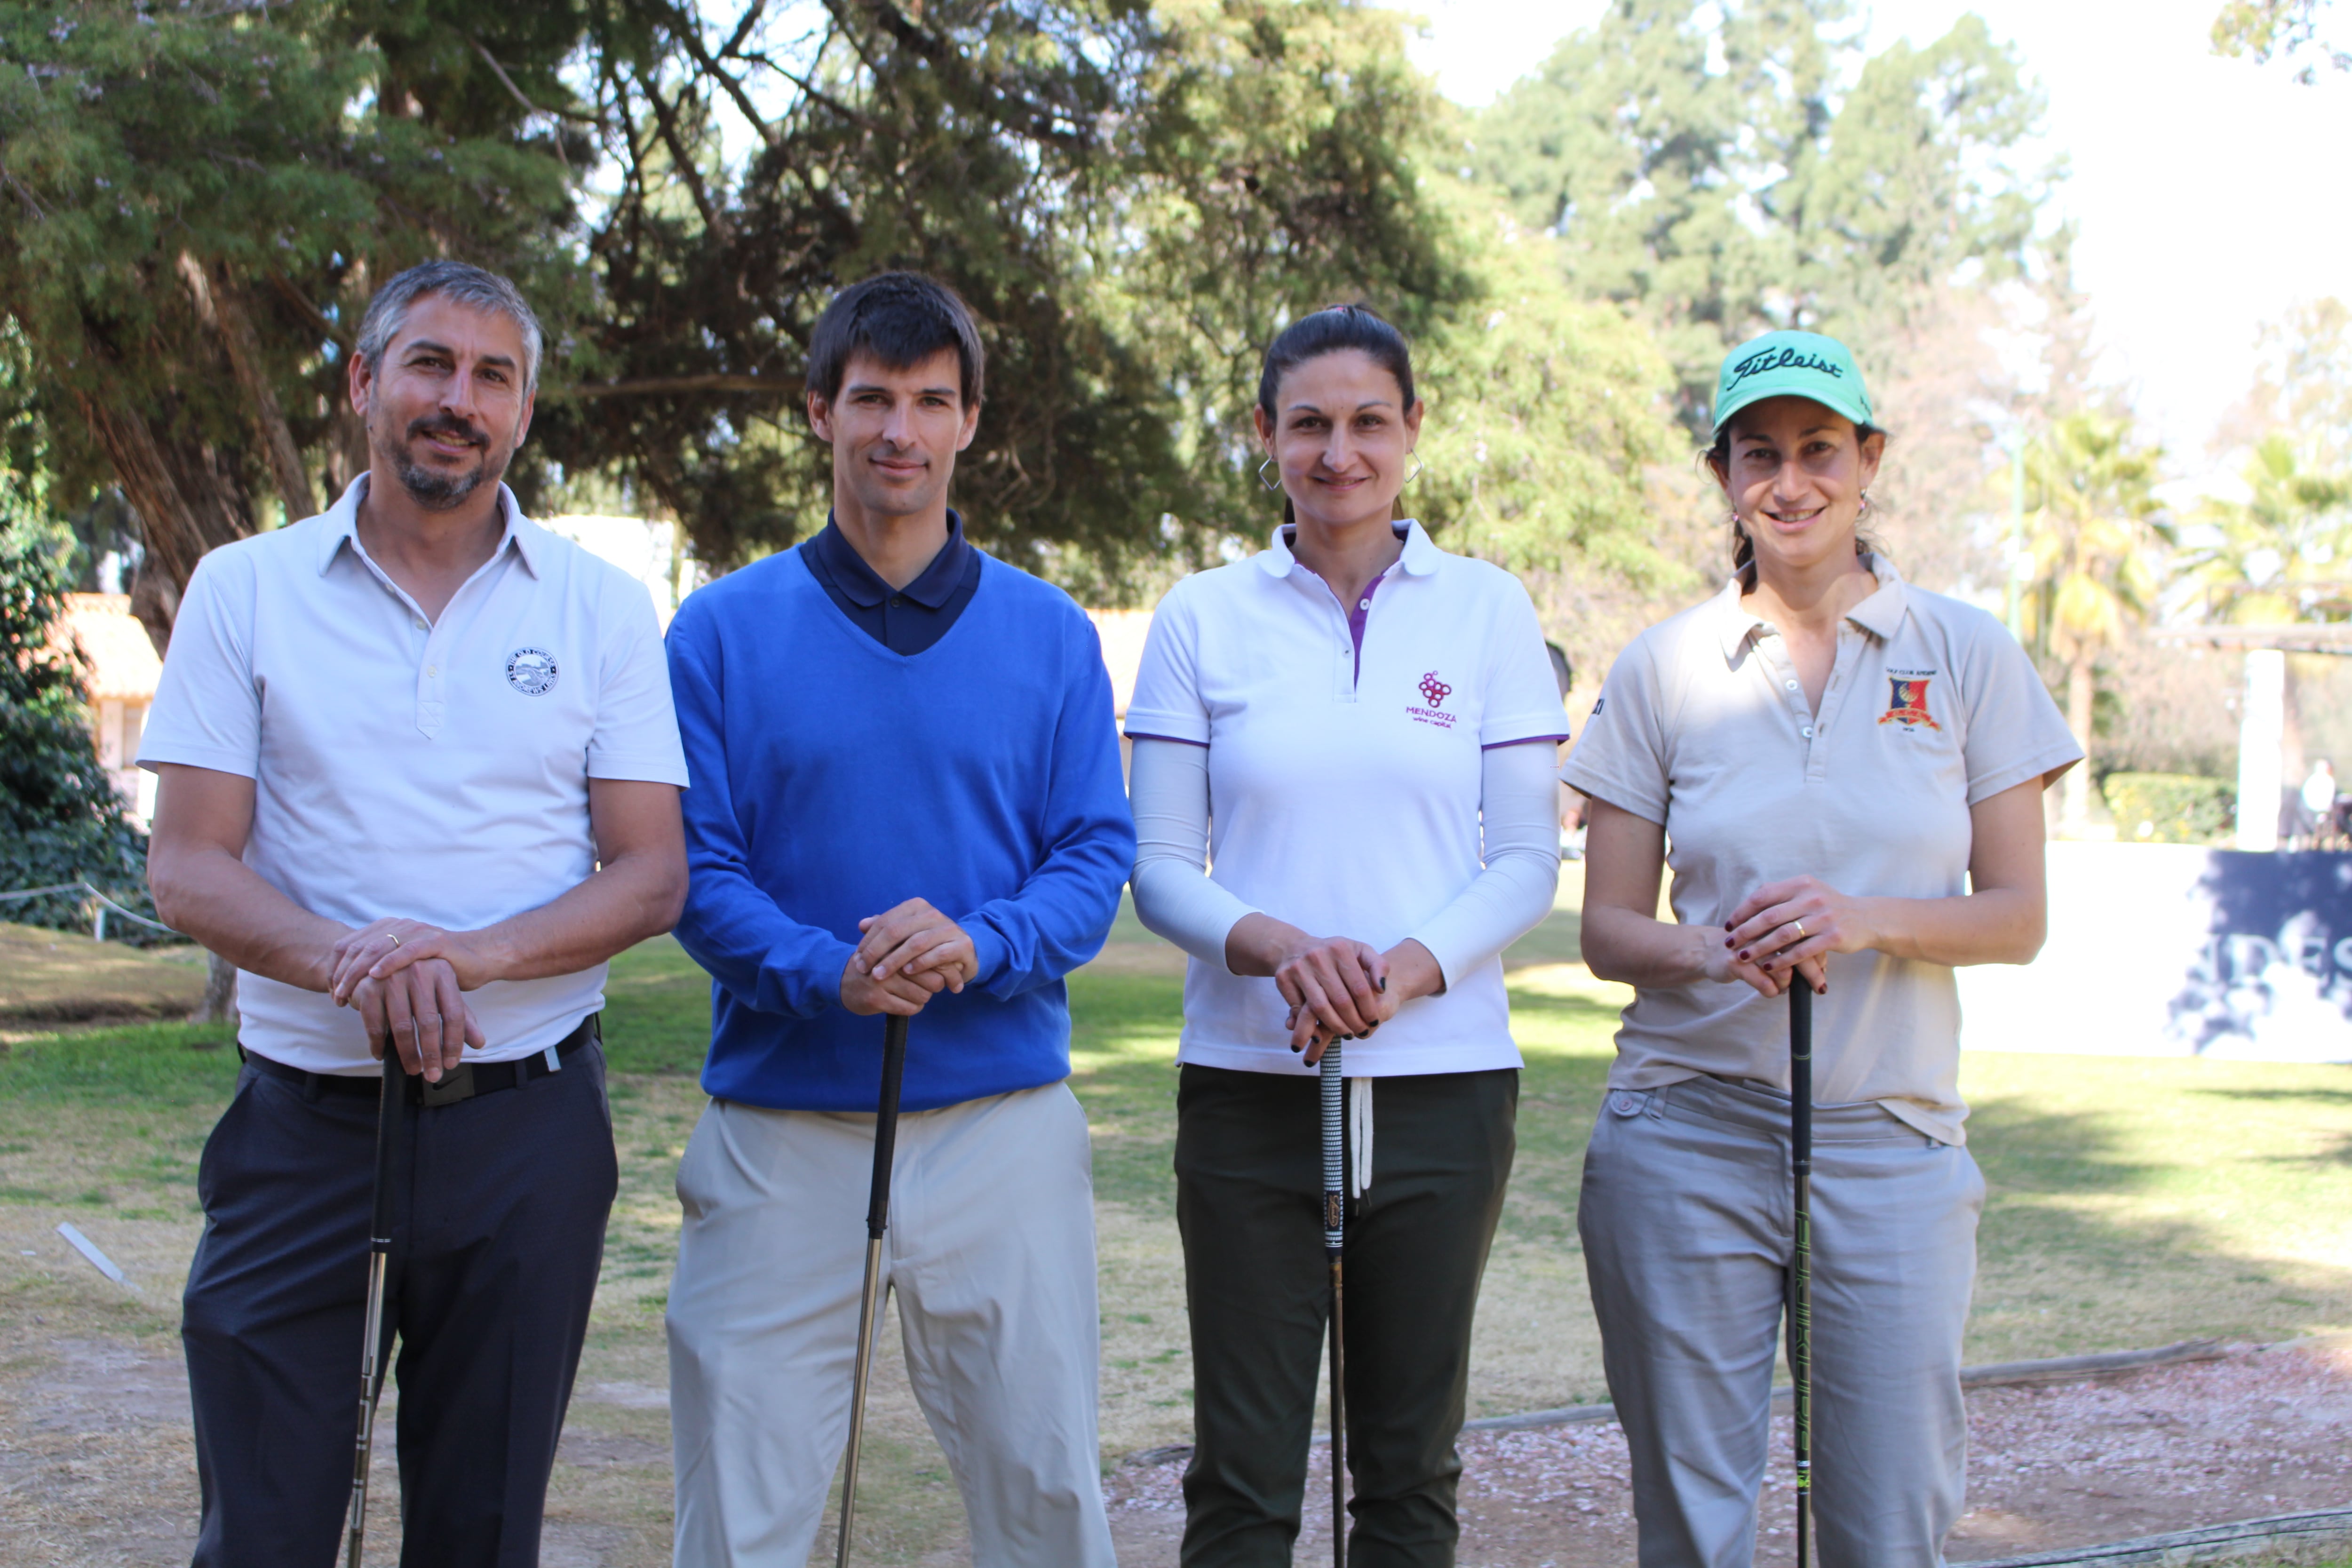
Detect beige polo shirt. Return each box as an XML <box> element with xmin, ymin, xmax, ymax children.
<box><xmin>1562</xmin><ymin>557</ymin><xmax>2079</xmax><ymax>1144</ymax></box>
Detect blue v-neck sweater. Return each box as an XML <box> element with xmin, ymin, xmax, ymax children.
<box><xmin>665</xmin><ymin>547</ymin><xmax>1135</xmax><ymax>1112</ymax></box>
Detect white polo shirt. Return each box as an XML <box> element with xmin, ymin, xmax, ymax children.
<box><xmin>1124</xmin><ymin>520</ymin><xmax>1569</xmax><ymax>1077</ymax></box>
<box><xmin>138</xmin><ymin>476</ymin><xmax>690</xmax><ymax>1075</ymax></box>
<box><xmin>1562</xmin><ymin>557</ymin><xmax>2080</xmax><ymax>1143</ymax></box>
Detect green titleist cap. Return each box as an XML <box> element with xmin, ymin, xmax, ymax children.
<box><xmin>1712</xmin><ymin>329</ymin><xmax>1873</xmax><ymax>435</ymax></box>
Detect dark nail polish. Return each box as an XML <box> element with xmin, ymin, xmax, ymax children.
<box><xmin>1738</xmin><ymin>950</ymin><xmax>1752</xmax><ymax>962</ymax></box>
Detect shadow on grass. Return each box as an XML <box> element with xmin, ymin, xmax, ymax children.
<box><xmin>1965</xmin><ymin>1086</ymin><xmax>2352</xmax><ymax>1352</ymax></box>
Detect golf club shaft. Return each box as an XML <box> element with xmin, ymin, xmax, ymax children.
<box><xmin>1790</xmin><ymin>982</ymin><xmax>1813</xmax><ymax>1568</ymax></box>
<box><xmin>1320</xmin><ymin>1039</ymin><xmax>1346</xmax><ymax>1568</ymax></box>
<box><xmin>345</xmin><ymin>1049</ymin><xmax>403</xmax><ymax>1568</ymax></box>
<box><xmin>836</xmin><ymin>1012</ymin><xmax>910</xmax><ymax>1568</ymax></box>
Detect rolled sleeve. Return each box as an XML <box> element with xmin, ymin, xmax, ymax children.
<box><xmin>136</xmin><ymin>551</ymin><xmax>262</xmax><ymax>779</ymax></box>
<box><xmin>1123</xmin><ymin>584</ymin><xmax>1210</xmax><ymax>744</ymax></box>
<box><xmin>1561</xmin><ymin>642</ymin><xmax>1671</xmax><ymax>825</ymax></box>
<box><xmin>1956</xmin><ymin>622</ymin><xmax>2082</xmax><ymax>805</ymax></box>
<box><xmin>587</xmin><ymin>579</ymin><xmax>690</xmax><ymax>786</ymax></box>
<box><xmin>1477</xmin><ymin>573</ymin><xmax>1574</xmax><ymax>748</ymax></box>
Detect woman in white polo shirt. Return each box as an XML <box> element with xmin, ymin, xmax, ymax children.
<box><xmin>1127</xmin><ymin>304</ymin><xmax>1567</xmax><ymax>1565</ymax></box>
<box><xmin>1565</xmin><ymin>330</ymin><xmax>2081</xmax><ymax>1568</ymax></box>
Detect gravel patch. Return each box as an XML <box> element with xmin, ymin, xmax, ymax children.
<box><xmin>1105</xmin><ymin>1336</ymin><xmax>2352</xmax><ymax>1567</ymax></box>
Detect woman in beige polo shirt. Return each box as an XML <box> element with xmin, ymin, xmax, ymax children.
<box><xmin>1562</xmin><ymin>330</ymin><xmax>2080</xmax><ymax>1568</ymax></box>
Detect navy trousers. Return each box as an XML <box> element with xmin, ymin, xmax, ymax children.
<box><xmin>182</xmin><ymin>1038</ymin><xmax>619</xmax><ymax>1568</ymax></box>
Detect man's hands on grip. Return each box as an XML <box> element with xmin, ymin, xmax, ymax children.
<box><xmin>840</xmin><ymin>898</ymin><xmax>978</xmax><ymax>1018</ymax></box>
<box><xmin>326</xmin><ymin>917</ymin><xmax>488</xmax><ymax>1082</ymax></box>
<box><xmin>350</xmin><ymin>959</ymin><xmax>484</xmax><ymax>1082</ymax></box>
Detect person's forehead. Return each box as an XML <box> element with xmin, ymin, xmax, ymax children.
<box><xmin>1279</xmin><ymin>349</ymin><xmax>1402</xmax><ymax>408</ymax></box>
<box><xmin>839</xmin><ymin>345</ymin><xmax>963</xmax><ymax>396</ymax></box>
<box><xmin>1729</xmin><ymin>396</ymin><xmax>1851</xmax><ymax>439</ymax></box>
<box><xmin>392</xmin><ymin>294</ymin><xmax>526</xmax><ymax>362</ymax></box>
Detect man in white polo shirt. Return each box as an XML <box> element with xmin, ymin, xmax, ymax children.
<box><xmin>139</xmin><ymin>260</ymin><xmax>688</xmax><ymax>1568</ymax></box>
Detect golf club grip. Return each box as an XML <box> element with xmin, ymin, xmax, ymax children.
<box><xmin>370</xmin><ymin>1047</ymin><xmax>401</xmax><ymax>1245</ymax></box>
<box><xmin>1788</xmin><ymin>983</ymin><xmax>1812</xmax><ymax>1172</ymax></box>
<box><xmin>866</xmin><ymin>1015</ymin><xmax>909</xmax><ymax>1240</ymax></box>
<box><xmin>1319</xmin><ymin>1040</ymin><xmax>1344</xmax><ymax>1252</ymax></box>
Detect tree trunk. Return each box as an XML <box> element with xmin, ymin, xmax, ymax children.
<box><xmin>177</xmin><ymin>254</ymin><xmax>318</xmax><ymax>523</ymax></box>
<box><xmin>2062</xmin><ymin>653</ymin><xmax>2095</xmax><ymax>833</ymax></box>
<box><xmin>190</xmin><ymin>950</ymin><xmax>239</xmax><ymax>1027</ymax></box>
<box><xmin>74</xmin><ymin>389</ymin><xmax>256</xmax><ymax>653</ymax></box>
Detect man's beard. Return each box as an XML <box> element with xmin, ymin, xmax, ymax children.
<box><xmin>386</xmin><ymin>413</ymin><xmax>512</xmax><ymax>510</ymax></box>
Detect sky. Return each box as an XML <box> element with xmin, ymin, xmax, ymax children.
<box><xmin>1407</xmin><ymin>0</ymin><xmax>2352</xmax><ymax>478</ymax></box>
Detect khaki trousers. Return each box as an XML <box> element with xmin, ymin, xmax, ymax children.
<box><xmin>1578</xmin><ymin>1073</ymin><xmax>1984</xmax><ymax>1568</ymax></box>
<box><xmin>666</xmin><ymin>1082</ymin><xmax>1115</xmax><ymax>1568</ymax></box>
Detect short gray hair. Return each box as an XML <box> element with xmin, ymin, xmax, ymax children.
<box><xmin>355</xmin><ymin>261</ymin><xmax>545</xmax><ymax>394</ymax></box>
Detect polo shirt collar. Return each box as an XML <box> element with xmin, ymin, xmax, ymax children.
<box><xmin>809</xmin><ymin>510</ymin><xmax>972</xmax><ymax>609</ymax></box>
<box><xmin>314</xmin><ymin>472</ymin><xmax>537</xmax><ymax>577</ymax></box>
<box><xmin>1258</xmin><ymin>517</ymin><xmax>1440</xmax><ymax>579</ymax></box>
<box><xmin>1715</xmin><ymin>552</ymin><xmax>1911</xmax><ymax>659</ymax></box>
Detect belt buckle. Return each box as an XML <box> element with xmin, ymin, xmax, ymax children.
<box><xmin>419</xmin><ymin>1062</ymin><xmax>477</xmax><ymax>1107</ymax></box>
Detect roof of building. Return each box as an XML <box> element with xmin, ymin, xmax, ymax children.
<box><xmin>58</xmin><ymin>594</ymin><xmax>164</xmax><ymax>702</ymax></box>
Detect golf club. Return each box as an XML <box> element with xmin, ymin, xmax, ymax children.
<box><xmin>835</xmin><ymin>1011</ymin><xmax>911</xmax><ymax>1568</ymax></box>
<box><xmin>344</xmin><ymin>1043</ymin><xmax>405</xmax><ymax>1568</ymax></box>
<box><xmin>1320</xmin><ymin>1035</ymin><xmax>1348</xmax><ymax>1568</ymax></box>
<box><xmin>1789</xmin><ymin>980</ymin><xmax>1814</xmax><ymax>1568</ymax></box>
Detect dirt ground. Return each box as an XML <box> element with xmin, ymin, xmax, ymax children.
<box><xmin>5</xmin><ymin>1263</ymin><xmax>2347</xmax><ymax>1568</ymax></box>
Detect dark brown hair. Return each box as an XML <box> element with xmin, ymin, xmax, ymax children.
<box><xmin>806</xmin><ymin>271</ymin><xmax>986</xmax><ymax>411</ymax></box>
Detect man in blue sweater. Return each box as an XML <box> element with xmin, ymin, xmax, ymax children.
<box><xmin>662</xmin><ymin>271</ymin><xmax>1134</xmax><ymax>1566</ymax></box>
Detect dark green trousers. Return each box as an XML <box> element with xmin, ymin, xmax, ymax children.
<box><xmin>1175</xmin><ymin>1063</ymin><xmax>1518</xmax><ymax>1568</ymax></box>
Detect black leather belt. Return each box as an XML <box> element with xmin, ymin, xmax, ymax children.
<box><xmin>241</xmin><ymin>1014</ymin><xmax>600</xmax><ymax>1106</ymax></box>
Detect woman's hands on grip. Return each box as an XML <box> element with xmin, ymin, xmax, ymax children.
<box><xmin>1716</xmin><ymin>873</ymin><xmax>1863</xmax><ymax>998</ymax></box>
<box><xmin>1223</xmin><ymin>913</ymin><xmax>1444</xmax><ymax>1064</ymax></box>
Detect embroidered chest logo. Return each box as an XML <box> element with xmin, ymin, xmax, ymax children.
<box><xmin>1408</xmin><ymin>671</ymin><xmax>1458</xmax><ymax>730</ymax></box>
<box><xmin>505</xmin><ymin>647</ymin><xmax>559</xmax><ymax>696</ymax></box>
<box><xmin>1878</xmin><ymin>672</ymin><xmax>1940</xmax><ymax>731</ymax></box>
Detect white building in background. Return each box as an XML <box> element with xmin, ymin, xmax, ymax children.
<box><xmin>539</xmin><ymin>514</ymin><xmax>700</xmax><ymax>627</ymax></box>
<box><xmin>58</xmin><ymin>594</ymin><xmax>164</xmax><ymax>824</ymax></box>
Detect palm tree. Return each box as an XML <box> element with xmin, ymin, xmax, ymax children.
<box><xmin>2179</xmin><ymin>434</ymin><xmax>2352</xmax><ymax>624</ymax></box>
<box><xmin>2177</xmin><ymin>435</ymin><xmax>2352</xmax><ymax>787</ymax></box>
<box><xmin>2013</xmin><ymin>411</ymin><xmax>2169</xmax><ymax>832</ymax></box>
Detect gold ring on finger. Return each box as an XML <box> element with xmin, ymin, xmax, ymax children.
<box><xmin>1792</xmin><ymin>919</ymin><xmax>1806</xmax><ymax>939</ymax></box>
<box><xmin>389</xmin><ymin>932</ymin><xmax>401</xmax><ymax>947</ymax></box>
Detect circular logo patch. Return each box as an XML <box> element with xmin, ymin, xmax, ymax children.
<box><xmin>505</xmin><ymin>647</ymin><xmax>558</xmax><ymax>696</ymax></box>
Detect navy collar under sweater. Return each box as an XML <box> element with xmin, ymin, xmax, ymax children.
<box><xmin>800</xmin><ymin>509</ymin><xmax>982</xmax><ymax>656</ymax></box>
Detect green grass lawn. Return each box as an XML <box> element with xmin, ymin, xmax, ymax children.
<box><xmin>0</xmin><ymin>926</ymin><xmax>2347</xmax><ymax>1564</ymax></box>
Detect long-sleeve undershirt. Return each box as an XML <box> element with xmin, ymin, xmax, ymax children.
<box><xmin>1128</xmin><ymin>737</ymin><xmax>1561</xmax><ymax>987</ymax></box>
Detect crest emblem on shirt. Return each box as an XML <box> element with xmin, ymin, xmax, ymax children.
<box><xmin>1878</xmin><ymin>673</ymin><xmax>1939</xmax><ymax>730</ymax></box>
<box><xmin>505</xmin><ymin>647</ymin><xmax>559</xmax><ymax>696</ymax></box>
<box><xmin>1418</xmin><ymin>671</ymin><xmax>1453</xmax><ymax>708</ymax></box>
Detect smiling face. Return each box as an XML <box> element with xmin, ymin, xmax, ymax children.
<box><xmin>806</xmin><ymin>347</ymin><xmax>979</xmax><ymax>525</ymax></box>
<box><xmin>1253</xmin><ymin>349</ymin><xmax>1424</xmax><ymax>534</ymax></box>
<box><xmin>1712</xmin><ymin>395</ymin><xmax>1885</xmax><ymax>575</ymax></box>
<box><xmin>351</xmin><ymin>293</ymin><xmax>534</xmax><ymax>511</ymax></box>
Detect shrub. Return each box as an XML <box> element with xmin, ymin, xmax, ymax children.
<box><xmin>0</xmin><ymin>519</ymin><xmax>167</xmax><ymax>941</ymax></box>
<box><xmin>2102</xmin><ymin>772</ymin><xmax>2234</xmax><ymax>845</ymax></box>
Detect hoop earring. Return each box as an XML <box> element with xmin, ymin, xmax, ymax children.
<box><xmin>1405</xmin><ymin>454</ymin><xmax>1425</xmax><ymax>487</ymax></box>
<box><xmin>1258</xmin><ymin>456</ymin><xmax>1282</xmax><ymax>493</ymax></box>
<box><xmin>1858</xmin><ymin>492</ymin><xmax>1873</xmax><ymax>520</ymax></box>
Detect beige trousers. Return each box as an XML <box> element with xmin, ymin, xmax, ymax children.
<box><xmin>666</xmin><ymin>1082</ymin><xmax>1116</xmax><ymax>1568</ymax></box>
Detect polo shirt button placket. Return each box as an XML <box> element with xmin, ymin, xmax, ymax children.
<box><xmin>418</xmin><ymin>628</ymin><xmax>446</xmax><ymax>739</ymax></box>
